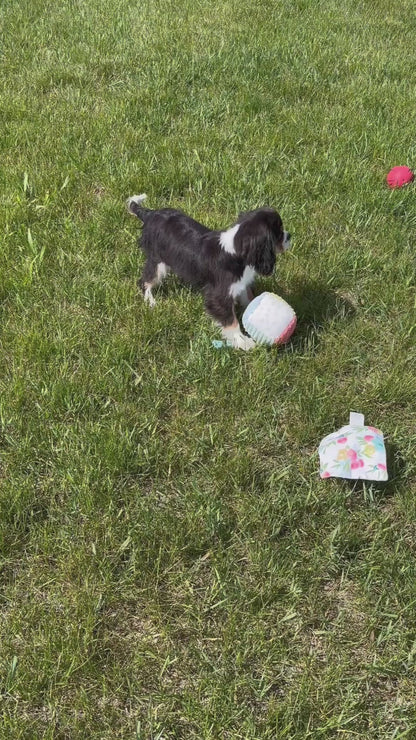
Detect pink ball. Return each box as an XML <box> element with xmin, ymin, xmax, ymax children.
<box><xmin>386</xmin><ymin>165</ymin><xmax>414</xmax><ymax>189</ymax></box>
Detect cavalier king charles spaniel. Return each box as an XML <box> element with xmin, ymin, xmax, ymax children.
<box><xmin>127</xmin><ymin>194</ymin><xmax>291</xmax><ymax>350</ymax></box>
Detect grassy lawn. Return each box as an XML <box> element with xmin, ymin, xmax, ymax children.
<box><xmin>2</xmin><ymin>0</ymin><xmax>416</xmax><ymax>736</ymax></box>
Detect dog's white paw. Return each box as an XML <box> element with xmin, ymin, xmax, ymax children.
<box><xmin>223</xmin><ymin>329</ymin><xmax>255</xmax><ymax>351</ymax></box>
<box><xmin>235</xmin><ymin>334</ymin><xmax>256</xmax><ymax>351</ymax></box>
<box><xmin>144</xmin><ymin>287</ymin><xmax>156</xmax><ymax>307</ymax></box>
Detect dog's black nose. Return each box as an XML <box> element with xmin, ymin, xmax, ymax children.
<box><xmin>287</xmin><ymin>233</ymin><xmax>291</xmax><ymax>240</ymax></box>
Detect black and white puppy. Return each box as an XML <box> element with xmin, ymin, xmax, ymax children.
<box><xmin>127</xmin><ymin>194</ymin><xmax>291</xmax><ymax>350</ymax></box>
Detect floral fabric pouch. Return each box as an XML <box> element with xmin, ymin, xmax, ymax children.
<box><xmin>319</xmin><ymin>412</ymin><xmax>388</xmax><ymax>481</ymax></box>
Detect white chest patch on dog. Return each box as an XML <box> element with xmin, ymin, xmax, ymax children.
<box><xmin>229</xmin><ymin>266</ymin><xmax>256</xmax><ymax>299</ymax></box>
<box><xmin>219</xmin><ymin>224</ymin><xmax>239</xmax><ymax>254</ymax></box>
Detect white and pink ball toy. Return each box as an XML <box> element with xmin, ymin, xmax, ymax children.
<box><xmin>242</xmin><ymin>292</ymin><xmax>297</xmax><ymax>346</ymax></box>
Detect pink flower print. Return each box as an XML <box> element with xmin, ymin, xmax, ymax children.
<box><xmin>322</xmin><ymin>471</ymin><xmax>331</xmax><ymax>478</ymax></box>
<box><xmin>368</xmin><ymin>426</ymin><xmax>381</xmax><ymax>434</ymax></box>
<box><xmin>364</xmin><ymin>435</ymin><xmax>374</xmax><ymax>442</ymax></box>
<box><xmin>346</xmin><ymin>449</ymin><xmax>358</xmax><ymax>460</ymax></box>
<box><xmin>377</xmin><ymin>463</ymin><xmax>386</xmax><ymax>471</ymax></box>
<box><xmin>351</xmin><ymin>459</ymin><xmax>365</xmax><ymax>470</ymax></box>
<box><xmin>337</xmin><ymin>437</ymin><xmax>348</xmax><ymax>444</ymax></box>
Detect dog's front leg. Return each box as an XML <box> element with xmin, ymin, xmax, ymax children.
<box><xmin>204</xmin><ymin>290</ymin><xmax>255</xmax><ymax>351</ymax></box>
<box><xmin>222</xmin><ymin>319</ymin><xmax>255</xmax><ymax>350</ymax></box>
<box><xmin>238</xmin><ymin>287</ymin><xmax>254</xmax><ymax>309</ymax></box>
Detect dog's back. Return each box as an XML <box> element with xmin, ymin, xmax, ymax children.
<box><xmin>128</xmin><ymin>195</ymin><xmax>228</xmax><ymax>287</ymax></box>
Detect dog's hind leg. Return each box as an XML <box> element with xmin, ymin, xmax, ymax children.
<box><xmin>139</xmin><ymin>260</ymin><xmax>169</xmax><ymax>307</ymax></box>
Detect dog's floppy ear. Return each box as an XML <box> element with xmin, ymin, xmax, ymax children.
<box><xmin>234</xmin><ymin>218</ymin><xmax>276</xmax><ymax>276</ymax></box>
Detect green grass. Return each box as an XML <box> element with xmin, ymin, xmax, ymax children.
<box><xmin>2</xmin><ymin>0</ymin><xmax>416</xmax><ymax>736</ymax></box>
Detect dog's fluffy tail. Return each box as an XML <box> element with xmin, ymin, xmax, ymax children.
<box><xmin>127</xmin><ymin>193</ymin><xmax>149</xmax><ymax>221</ymax></box>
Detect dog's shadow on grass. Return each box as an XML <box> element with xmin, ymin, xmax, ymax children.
<box><xmin>269</xmin><ymin>279</ymin><xmax>356</xmax><ymax>353</ymax></box>
<box><xmin>145</xmin><ymin>277</ymin><xmax>356</xmax><ymax>355</ymax></box>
